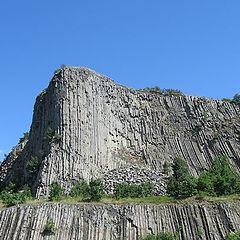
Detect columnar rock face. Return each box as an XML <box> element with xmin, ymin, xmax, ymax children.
<box><xmin>0</xmin><ymin>202</ymin><xmax>239</xmax><ymax>240</ymax></box>
<box><xmin>0</xmin><ymin>67</ymin><xmax>239</xmax><ymax>197</ymax></box>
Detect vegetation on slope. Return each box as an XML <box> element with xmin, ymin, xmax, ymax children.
<box><xmin>226</xmin><ymin>231</ymin><xmax>240</xmax><ymax>240</ymax></box>
<box><xmin>0</xmin><ymin>155</ymin><xmax>240</xmax><ymax>207</ymax></box>
<box><xmin>141</xmin><ymin>232</ymin><xmax>177</xmax><ymax>240</ymax></box>
<box><xmin>167</xmin><ymin>155</ymin><xmax>240</xmax><ymax>199</ymax></box>
<box><xmin>222</xmin><ymin>93</ymin><xmax>240</xmax><ymax>105</ymax></box>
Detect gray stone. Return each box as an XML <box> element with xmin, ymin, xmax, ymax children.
<box><xmin>0</xmin><ymin>202</ymin><xmax>239</xmax><ymax>240</ymax></box>
<box><xmin>0</xmin><ymin>66</ymin><xmax>239</xmax><ymax>198</ymax></box>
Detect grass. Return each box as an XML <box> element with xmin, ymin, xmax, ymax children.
<box><xmin>102</xmin><ymin>195</ymin><xmax>176</xmax><ymax>204</ymax></box>
<box><xmin>198</xmin><ymin>194</ymin><xmax>240</xmax><ymax>202</ymax></box>
<box><xmin>0</xmin><ymin>194</ymin><xmax>240</xmax><ymax>209</ymax></box>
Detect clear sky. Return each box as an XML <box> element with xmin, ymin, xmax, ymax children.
<box><xmin>0</xmin><ymin>0</ymin><xmax>239</xmax><ymax>160</ymax></box>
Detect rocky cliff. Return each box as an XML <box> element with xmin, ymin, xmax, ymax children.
<box><xmin>0</xmin><ymin>67</ymin><xmax>239</xmax><ymax>197</ymax></box>
<box><xmin>0</xmin><ymin>202</ymin><xmax>239</xmax><ymax>240</ymax></box>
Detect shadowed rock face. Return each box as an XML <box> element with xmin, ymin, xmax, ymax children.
<box><xmin>0</xmin><ymin>202</ymin><xmax>239</xmax><ymax>240</ymax></box>
<box><xmin>0</xmin><ymin>67</ymin><xmax>239</xmax><ymax>197</ymax></box>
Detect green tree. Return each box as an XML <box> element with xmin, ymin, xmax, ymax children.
<box><xmin>49</xmin><ymin>182</ymin><xmax>64</xmax><ymax>201</ymax></box>
<box><xmin>171</xmin><ymin>158</ymin><xmax>189</xmax><ymax>180</ymax></box>
<box><xmin>88</xmin><ymin>179</ymin><xmax>103</xmax><ymax>202</ymax></box>
<box><xmin>70</xmin><ymin>180</ymin><xmax>90</xmax><ymax>199</ymax></box>
<box><xmin>210</xmin><ymin>156</ymin><xmax>240</xmax><ymax>196</ymax></box>
<box><xmin>167</xmin><ymin>158</ymin><xmax>197</xmax><ymax>199</ymax></box>
<box><xmin>197</xmin><ymin>171</ymin><xmax>215</xmax><ymax>196</ymax></box>
<box><xmin>232</xmin><ymin>93</ymin><xmax>240</xmax><ymax>105</ymax></box>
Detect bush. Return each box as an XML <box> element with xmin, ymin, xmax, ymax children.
<box><xmin>141</xmin><ymin>182</ymin><xmax>154</xmax><ymax>197</ymax></box>
<box><xmin>0</xmin><ymin>185</ymin><xmax>32</xmax><ymax>207</ymax></box>
<box><xmin>115</xmin><ymin>182</ymin><xmax>153</xmax><ymax>199</ymax></box>
<box><xmin>167</xmin><ymin>158</ymin><xmax>197</xmax><ymax>199</ymax></box>
<box><xmin>88</xmin><ymin>179</ymin><xmax>104</xmax><ymax>202</ymax></box>
<box><xmin>26</xmin><ymin>156</ymin><xmax>39</xmax><ymax>175</ymax></box>
<box><xmin>115</xmin><ymin>183</ymin><xmax>130</xmax><ymax>199</ymax></box>
<box><xmin>226</xmin><ymin>231</ymin><xmax>240</xmax><ymax>240</ymax></box>
<box><xmin>45</xmin><ymin>127</ymin><xmax>62</xmax><ymax>143</ymax></box>
<box><xmin>142</xmin><ymin>232</ymin><xmax>177</xmax><ymax>240</ymax></box>
<box><xmin>164</xmin><ymin>89</ymin><xmax>183</xmax><ymax>96</ymax></box>
<box><xmin>53</xmin><ymin>133</ymin><xmax>62</xmax><ymax>142</ymax></box>
<box><xmin>209</xmin><ymin>156</ymin><xmax>240</xmax><ymax>196</ymax></box>
<box><xmin>232</xmin><ymin>94</ymin><xmax>240</xmax><ymax>105</ymax></box>
<box><xmin>46</xmin><ymin>127</ymin><xmax>54</xmax><ymax>141</ymax></box>
<box><xmin>222</xmin><ymin>98</ymin><xmax>232</xmax><ymax>102</ymax></box>
<box><xmin>43</xmin><ymin>219</ymin><xmax>55</xmax><ymax>235</ymax></box>
<box><xmin>167</xmin><ymin>176</ymin><xmax>197</xmax><ymax>199</ymax></box>
<box><xmin>166</xmin><ymin>155</ymin><xmax>240</xmax><ymax>199</ymax></box>
<box><xmin>163</xmin><ymin>161</ymin><xmax>172</xmax><ymax>176</ymax></box>
<box><xmin>19</xmin><ymin>132</ymin><xmax>29</xmax><ymax>143</ymax></box>
<box><xmin>197</xmin><ymin>172</ymin><xmax>215</xmax><ymax>196</ymax></box>
<box><xmin>69</xmin><ymin>179</ymin><xmax>104</xmax><ymax>202</ymax></box>
<box><xmin>70</xmin><ymin>180</ymin><xmax>90</xmax><ymax>199</ymax></box>
<box><xmin>49</xmin><ymin>182</ymin><xmax>64</xmax><ymax>201</ymax></box>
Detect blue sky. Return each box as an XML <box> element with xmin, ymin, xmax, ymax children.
<box><xmin>0</xmin><ymin>0</ymin><xmax>240</xmax><ymax>160</ymax></box>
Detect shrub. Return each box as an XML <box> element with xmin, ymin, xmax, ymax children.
<box><xmin>164</xmin><ymin>89</ymin><xmax>183</xmax><ymax>96</ymax></box>
<box><xmin>197</xmin><ymin>171</ymin><xmax>215</xmax><ymax>196</ymax></box>
<box><xmin>140</xmin><ymin>182</ymin><xmax>154</xmax><ymax>197</ymax></box>
<box><xmin>115</xmin><ymin>182</ymin><xmax>153</xmax><ymax>199</ymax></box>
<box><xmin>226</xmin><ymin>230</ymin><xmax>240</xmax><ymax>240</ymax></box>
<box><xmin>19</xmin><ymin>132</ymin><xmax>29</xmax><ymax>143</ymax></box>
<box><xmin>209</xmin><ymin>156</ymin><xmax>240</xmax><ymax>196</ymax></box>
<box><xmin>232</xmin><ymin>94</ymin><xmax>240</xmax><ymax>105</ymax></box>
<box><xmin>222</xmin><ymin>98</ymin><xmax>231</xmax><ymax>102</ymax></box>
<box><xmin>20</xmin><ymin>185</ymin><xmax>32</xmax><ymax>200</ymax></box>
<box><xmin>0</xmin><ymin>191</ymin><xmax>23</xmax><ymax>206</ymax></box>
<box><xmin>166</xmin><ymin>155</ymin><xmax>240</xmax><ymax>199</ymax></box>
<box><xmin>167</xmin><ymin>176</ymin><xmax>197</xmax><ymax>199</ymax></box>
<box><xmin>49</xmin><ymin>182</ymin><xmax>64</xmax><ymax>201</ymax></box>
<box><xmin>88</xmin><ymin>179</ymin><xmax>104</xmax><ymax>202</ymax></box>
<box><xmin>70</xmin><ymin>180</ymin><xmax>90</xmax><ymax>199</ymax></box>
<box><xmin>196</xmin><ymin>227</ymin><xmax>204</xmax><ymax>238</ymax></box>
<box><xmin>167</xmin><ymin>158</ymin><xmax>197</xmax><ymax>199</ymax></box>
<box><xmin>26</xmin><ymin>156</ymin><xmax>39</xmax><ymax>175</ymax></box>
<box><xmin>45</xmin><ymin>127</ymin><xmax>62</xmax><ymax>143</ymax></box>
<box><xmin>53</xmin><ymin>133</ymin><xmax>62</xmax><ymax>142</ymax></box>
<box><xmin>0</xmin><ymin>185</ymin><xmax>32</xmax><ymax>207</ymax></box>
<box><xmin>43</xmin><ymin>220</ymin><xmax>55</xmax><ymax>235</ymax></box>
<box><xmin>115</xmin><ymin>183</ymin><xmax>130</xmax><ymax>199</ymax></box>
<box><xmin>163</xmin><ymin>161</ymin><xmax>172</xmax><ymax>176</ymax></box>
<box><xmin>142</xmin><ymin>232</ymin><xmax>177</xmax><ymax>240</ymax></box>
<box><xmin>4</xmin><ymin>177</ymin><xmax>21</xmax><ymax>192</ymax></box>
<box><xmin>46</xmin><ymin>127</ymin><xmax>54</xmax><ymax>141</ymax></box>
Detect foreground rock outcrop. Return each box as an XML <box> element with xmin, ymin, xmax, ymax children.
<box><xmin>0</xmin><ymin>67</ymin><xmax>239</xmax><ymax>197</ymax></box>
<box><xmin>0</xmin><ymin>202</ymin><xmax>239</xmax><ymax>240</ymax></box>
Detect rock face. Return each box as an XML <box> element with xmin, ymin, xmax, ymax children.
<box><xmin>0</xmin><ymin>67</ymin><xmax>239</xmax><ymax>197</ymax></box>
<box><xmin>0</xmin><ymin>202</ymin><xmax>239</xmax><ymax>240</ymax></box>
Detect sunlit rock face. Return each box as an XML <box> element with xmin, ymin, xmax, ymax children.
<box><xmin>0</xmin><ymin>67</ymin><xmax>239</xmax><ymax>197</ymax></box>
<box><xmin>0</xmin><ymin>202</ymin><xmax>239</xmax><ymax>240</ymax></box>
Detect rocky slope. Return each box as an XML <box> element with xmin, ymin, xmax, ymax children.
<box><xmin>0</xmin><ymin>202</ymin><xmax>239</xmax><ymax>240</ymax></box>
<box><xmin>0</xmin><ymin>67</ymin><xmax>239</xmax><ymax>197</ymax></box>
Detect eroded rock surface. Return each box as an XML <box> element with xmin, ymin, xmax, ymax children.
<box><xmin>0</xmin><ymin>202</ymin><xmax>239</xmax><ymax>240</ymax></box>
